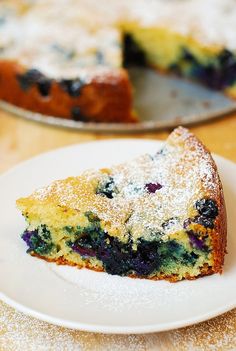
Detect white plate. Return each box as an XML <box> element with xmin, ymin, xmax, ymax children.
<box><xmin>0</xmin><ymin>139</ymin><xmax>235</xmax><ymax>334</ymax></box>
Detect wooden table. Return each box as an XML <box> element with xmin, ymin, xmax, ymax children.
<box><xmin>0</xmin><ymin>110</ymin><xmax>236</xmax><ymax>350</ymax></box>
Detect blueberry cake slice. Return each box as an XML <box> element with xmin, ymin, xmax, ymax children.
<box><xmin>17</xmin><ymin>127</ymin><xmax>227</xmax><ymax>281</ymax></box>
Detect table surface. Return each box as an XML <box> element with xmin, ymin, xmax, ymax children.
<box><xmin>0</xmin><ymin>110</ymin><xmax>236</xmax><ymax>351</ymax></box>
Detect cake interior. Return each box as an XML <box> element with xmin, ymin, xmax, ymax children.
<box><xmin>22</xmin><ymin>217</ymin><xmax>214</xmax><ymax>280</ymax></box>
<box><xmin>20</xmin><ymin>174</ymin><xmax>219</xmax><ymax>281</ymax></box>
<box><xmin>123</xmin><ymin>27</ymin><xmax>236</xmax><ymax>96</ymax></box>
<box><xmin>12</xmin><ymin>28</ymin><xmax>236</xmax><ymax>98</ymax></box>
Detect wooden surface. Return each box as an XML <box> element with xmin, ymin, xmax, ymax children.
<box><xmin>0</xmin><ymin>110</ymin><xmax>236</xmax><ymax>351</ymax></box>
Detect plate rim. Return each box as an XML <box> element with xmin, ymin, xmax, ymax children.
<box><xmin>0</xmin><ymin>139</ymin><xmax>235</xmax><ymax>334</ymax></box>
<box><xmin>1</xmin><ymin>99</ymin><xmax>236</xmax><ymax>133</ymax></box>
<box><xmin>0</xmin><ymin>290</ymin><xmax>235</xmax><ymax>334</ymax></box>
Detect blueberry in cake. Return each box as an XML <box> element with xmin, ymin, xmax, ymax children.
<box><xmin>17</xmin><ymin>127</ymin><xmax>227</xmax><ymax>281</ymax></box>
<box><xmin>1</xmin><ymin>1</ymin><xmax>236</xmax><ymax>122</ymax></box>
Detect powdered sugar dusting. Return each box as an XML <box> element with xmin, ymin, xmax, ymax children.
<box><xmin>169</xmin><ymin>309</ymin><xmax>236</xmax><ymax>350</ymax></box>
<box><xmin>49</xmin><ymin>263</ymin><xmax>193</xmax><ymax>312</ymax></box>
<box><xmin>0</xmin><ymin>298</ymin><xmax>148</xmax><ymax>350</ymax></box>
<box><xmin>2</xmin><ymin>0</ymin><xmax>236</xmax><ymax>81</ymax></box>
<box><xmin>26</xmin><ymin>127</ymin><xmax>220</xmax><ymax>242</ymax></box>
<box><xmin>0</xmin><ymin>301</ymin><xmax>81</xmax><ymax>351</ymax></box>
<box><xmin>0</xmin><ymin>300</ymin><xmax>235</xmax><ymax>350</ymax></box>
<box><xmin>127</xmin><ymin>0</ymin><xmax>236</xmax><ymax>51</ymax></box>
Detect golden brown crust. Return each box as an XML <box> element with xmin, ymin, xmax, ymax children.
<box><xmin>32</xmin><ymin>252</ymin><xmax>216</xmax><ymax>283</ymax></box>
<box><xmin>0</xmin><ymin>60</ymin><xmax>137</xmax><ymax>123</ymax></box>
<box><xmin>211</xmin><ymin>178</ymin><xmax>227</xmax><ymax>273</ymax></box>
<box><xmin>172</xmin><ymin>127</ymin><xmax>227</xmax><ymax>274</ymax></box>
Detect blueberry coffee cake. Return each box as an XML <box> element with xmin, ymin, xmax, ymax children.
<box><xmin>1</xmin><ymin>1</ymin><xmax>236</xmax><ymax>123</ymax></box>
<box><xmin>17</xmin><ymin>127</ymin><xmax>227</xmax><ymax>281</ymax></box>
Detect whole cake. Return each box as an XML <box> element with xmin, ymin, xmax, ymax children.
<box><xmin>1</xmin><ymin>0</ymin><xmax>236</xmax><ymax>122</ymax></box>
<box><xmin>17</xmin><ymin>127</ymin><xmax>227</xmax><ymax>281</ymax></box>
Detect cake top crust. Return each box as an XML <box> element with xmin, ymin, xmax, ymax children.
<box><xmin>126</xmin><ymin>0</ymin><xmax>236</xmax><ymax>51</ymax></box>
<box><xmin>1</xmin><ymin>0</ymin><xmax>236</xmax><ymax>79</ymax></box>
<box><xmin>17</xmin><ymin>127</ymin><xmax>222</xmax><ymax>243</ymax></box>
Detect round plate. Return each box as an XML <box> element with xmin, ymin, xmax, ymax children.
<box><xmin>0</xmin><ymin>139</ymin><xmax>235</xmax><ymax>334</ymax></box>
<box><xmin>1</xmin><ymin>68</ymin><xmax>236</xmax><ymax>133</ymax></box>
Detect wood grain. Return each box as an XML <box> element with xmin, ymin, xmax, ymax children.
<box><xmin>0</xmin><ymin>109</ymin><xmax>236</xmax><ymax>350</ymax></box>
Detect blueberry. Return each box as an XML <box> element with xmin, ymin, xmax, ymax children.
<box><xmin>168</xmin><ymin>47</ymin><xmax>236</xmax><ymax>90</ymax></box>
<box><xmin>96</xmin><ymin>177</ymin><xmax>117</xmax><ymax>199</ymax></box>
<box><xmin>21</xmin><ymin>226</ymin><xmax>53</xmax><ymax>255</ymax></box>
<box><xmin>22</xmin><ymin>230</ymin><xmax>37</xmax><ymax>247</ymax></box>
<box><xmin>29</xmin><ymin>235</ymin><xmax>53</xmax><ymax>255</ymax></box>
<box><xmin>71</xmin><ymin>106</ymin><xmax>88</xmax><ymax>121</ymax></box>
<box><xmin>131</xmin><ymin>254</ymin><xmax>157</xmax><ymax>275</ymax></box>
<box><xmin>102</xmin><ymin>238</ymin><xmax>159</xmax><ymax>276</ymax></box>
<box><xmin>16</xmin><ymin>69</ymin><xmax>52</xmax><ymax>96</ymax></box>
<box><xmin>101</xmin><ymin>257</ymin><xmax>130</xmax><ymax>276</ymax></box>
<box><xmin>131</xmin><ymin>240</ymin><xmax>160</xmax><ymax>275</ymax></box>
<box><xmin>181</xmin><ymin>48</ymin><xmax>236</xmax><ymax>89</ymax></box>
<box><xmin>17</xmin><ymin>69</ymin><xmax>44</xmax><ymax>91</ymax></box>
<box><xmin>145</xmin><ymin>182</ymin><xmax>162</xmax><ymax>193</ymax></box>
<box><xmin>97</xmin><ymin>237</ymin><xmax>131</xmax><ymax>275</ymax></box>
<box><xmin>123</xmin><ymin>34</ymin><xmax>147</xmax><ymax>67</ymax></box>
<box><xmin>194</xmin><ymin>215</ymin><xmax>214</xmax><ymax>229</ymax></box>
<box><xmin>60</xmin><ymin>78</ymin><xmax>84</xmax><ymax>97</ymax></box>
<box><xmin>182</xmin><ymin>251</ymin><xmax>199</xmax><ymax>265</ymax></box>
<box><xmin>71</xmin><ymin>243</ymin><xmax>96</xmax><ymax>257</ymax></box>
<box><xmin>184</xmin><ymin>215</ymin><xmax>214</xmax><ymax>229</ymax></box>
<box><xmin>165</xmin><ymin>240</ymin><xmax>181</xmax><ymax>254</ymax></box>
<box><xmin>196</xmin><ymin>199</ymin><xmax>218</xmax><ymax>218</ymax></box>
<box><xmin>182</xmin><ymin>49</ymin><xmax>196</xmax><ymax>62</ymax></box>
<box><xmin>37</xmin><ymin>78</ymin><xmax>52</xmax><ymax>96</ymax></box>
<box><xmin>219</xmin><ymin>49</ymin><xmax>234</xmax><ymax>65</ymax></box>
<box><xmin>188</xmin><ymin>231</ymin><xmax>205</xmax><ymax>250</ymax></box>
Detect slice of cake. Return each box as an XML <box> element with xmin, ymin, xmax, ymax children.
<box><xmin>17</xmin><ymin>127</ymin><xmax>227</xmax><ymax>281</ymax></box>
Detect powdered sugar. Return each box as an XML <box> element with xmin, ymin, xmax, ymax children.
<box><xmin>27</xmin><ymin>127</ymin><xmax>220</xmax><ymax>243</ymax></box>
<box><xmin>49</xmin><ymin>262</ymin><xmax>193</xmax><ymax>312</ymax></box>
<box><xmin>0</xmin><ymin>301</ymin><xmax>81</xmax><ymax>351</ymax></box>
<box><xmin>2</xmin><ymin>0</ymin><xmax>236</xmax><ymax>81</ymax></box>
<box><xmin>169</xmin><ymin>309</ymin><xmax>236</xmax><ymax>350</ymax></box>
<box><xmin>0</xmin><ymin>301</ymin><xmax>235</xmax><ymax>350</ymax></box>
<box><xmin>127</xmin><ymin>0</ymin><xmax>236</xmax><ymax>51</ymax></box>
